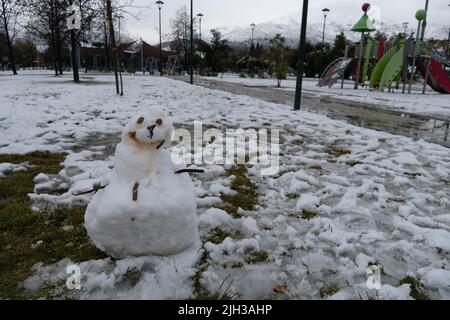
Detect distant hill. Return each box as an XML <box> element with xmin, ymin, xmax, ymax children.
<box><xmin>211</xmin><ymin>11</ymin><xmax>448</xmax><ymax>49</ymax></box>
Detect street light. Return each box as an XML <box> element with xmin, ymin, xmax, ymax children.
<box><xmin>420</xmin><ymin>0</ymin><xmax>429</xmax><ymax>41</ymax></box>
<box><xmin>250</xmin><ymin>23</ymin><xmax>256</xmax><ymax>45</ymax></box>
<box><xmin>116</xmin><ymin>14</ymin><xmax>124</xmax><ymax>75</ymax></box>
<box><xmin>322</xmin><ymin>8</ymin><xmax>330</xmax><ymax>44</ymax></box>
<box><xmin>402</xmin><ymin>22</ymin><xmax>409</xmax><ymax>34</ymax></box>
<box><xmin>447</xmin><ymin>4</ymin><xmax>450</xmax><ymax>58</ymax></box>
<box><xmin>294</xmin><ymin>0</ymin><xmax>309</xmax><ymax>111</ymax></box>
<box><xmin>156</xmin><ymin>1</ymin><xmax>164</xmax><ymax>76</ymax></box>
<box><xmin>197</xmin><ymin>13</ymin><xmax>204</xmax><ymax>40</ymax></box>
<box><xmin>190</xmin><ymin>0</ymin><xmax>194</xmax><ymax>84</ymax></box>
<box><xmin>116</xmin><ymin>15</ymin><xmax>125</xmax><ymax>45</ymax></box>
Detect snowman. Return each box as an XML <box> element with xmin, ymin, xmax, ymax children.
<box><xmin>85</xmin><ymin>108</ymin><xmax>198</xmax><ymax>258</ymax></box>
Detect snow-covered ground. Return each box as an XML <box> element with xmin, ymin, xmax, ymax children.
<box><xmin>1</xmin><ymin>70</ymin><xmax>450</xmax><ymax>300</ymax></box>
<box><xmin>201</xmin><ymin>75</ymin><xmax>450</xmax><ymax>120</ymax></box>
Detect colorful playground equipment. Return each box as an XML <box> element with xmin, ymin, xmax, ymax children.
<box><xmin>318</xmin><ymin>3</ymin><xmax>450</xmax><ymax>94</ymax></box>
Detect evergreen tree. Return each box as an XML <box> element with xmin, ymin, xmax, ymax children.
<box><xmin>268</xmin><ymin>34</ymin><xmax>289</xmax><ymax>87</ymax></box>
<box><xmin>14</xmin><ymin>38</ymin><xmax>39</xmax><ymax>68</ymax></box>
<box><xmin>205</xmin><ymin>29</ymin><xmax>231</xmax><ymax>74</ymax></box>
<box><xmin>331</xmin><ymin>32</ymin><xmax>347</xmax><ymax>60</ymax></box>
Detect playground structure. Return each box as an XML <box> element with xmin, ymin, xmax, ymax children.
<box><xmin>165</xmin><ymin>55</ymin><xmax>182</xmax><ymax>75</ymax></box>
<box><xmin>318</xmin><ymin>3</ymin><xmax>450</xmax><ymax>94</ymax></box>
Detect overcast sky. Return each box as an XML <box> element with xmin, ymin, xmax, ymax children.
<box><xmin>124</xmin><ymin>0</ymin><xmax>450</xmax><ymax>44</ymax></box>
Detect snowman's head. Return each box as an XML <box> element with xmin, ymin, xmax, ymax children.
<box><xmin>123</xmin><ymin>108</ymin><xmax>174</xmax><ymax>149</ymax></box>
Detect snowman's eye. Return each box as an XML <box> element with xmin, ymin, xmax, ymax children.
<box><xmin>156</xmin><ymin>119</ymin><xmax>163</xmax><ymax>126</ymax></box>
<box><xmin>137</xmin><ymin>117</ymin><xmax>145</xmax><ymax>125</ymax></box>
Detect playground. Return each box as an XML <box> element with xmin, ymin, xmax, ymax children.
<box><xmin>318</xmin><ymin>4</ymin><xmax>450</xmax><ymax>95</ymax></box>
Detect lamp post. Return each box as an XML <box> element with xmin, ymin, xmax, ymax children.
<box><xmin>409</xmin><ymin>9</ymin><xmax>427</xmax><ymax>94</ymax></box>
<box><xmin>197</xmin><ymin>13</ymin><xmax>204</xmax><ymax>41</ymax></box>
<box><xmin>190</xmin><ymin>0</ymin><xmax>194</xmax><ymax>84</ymax></box>
<box><xmin>294</xmin><ymin>0</ymin><xmax>309</xmax><ymax>111</ymax></box>
<box><xmin>141</xmin><ymin>37</ymin><xmax>144</xmax><ymax>74</ymax></box>
<box><xmin>116</xmin><ymin>14</ymin><xmax>124</xmax><ymax>79</ymax></box>
<box><xmin>322</xmin><ymin>8</ymin><xmax>330</xmax><ymax>44</ymax></box>
<box><xmin>420</xmin><ymin>0</ymin><xmax>429</xmax><ymax>41</ymax></box>
<box><xmin>156</xmin><ymin>1</ymin><xmax>164</xmax><ymax>76</ymax></box>
<box><xmin>116</xmin><ymin>15</ymin><xmax>124</xmax><ymax>45</ymax></box>
<box><xmin>402</xmin><ymin>22</ymin><xmax>409</xmax><ymax>34</ymax></box>
<box><xmin>250</xmin><ymin>23</ymin><xmax>256</xmax><ymax>45</ymax></box>
<box><xmin>447</xmin><ymin>4</ymin><xmax>450</xmax><ymax>59</ymax></box>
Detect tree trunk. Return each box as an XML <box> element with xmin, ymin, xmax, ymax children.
<box><xmin>2</xmin><ymin>13</ymin><xmax>17</xmax><ymax>75</ymax></box>
<box><xmin>55</xmin><ymin>26</ymin><xmax>63</xmax><ymax>75</ymax></box>
<box><xmin>0</xmin><ymin>39</ymin><xmax>4</xmax><ymax>71</ymax></box>
<box><xmin>105</xmin><ymin>0</ymin><xmax>121</xmax><ymax>95</ymax></box>
<box><xmin>50</xmin><ymin>28</ymin><xmax>58</xmax><ymax>76</ymax></box>
<box><xmin>103</xmin><ymin>22</ymin><xmax>110</xmax><ymax>70</ymax></box>
<box><xmin>71</xmin><ymin>30</ymin><xmax>80</xmax><ymax>83</ymax></box>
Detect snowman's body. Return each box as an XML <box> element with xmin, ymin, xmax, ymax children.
<box><xmin>85</xmin><ymin>110</ymin><xmax>198</xmax><ymax>258</ymax></box>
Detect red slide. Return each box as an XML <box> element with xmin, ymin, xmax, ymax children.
<box><xmin>377</xmin><ymin>39</ymin><xmax>385</xmax><ymax>61</ymax></box>
<box><xmin>417</xmin><ymin>57</ymin><xmax>450</xmax><ymax>94</ymax></box>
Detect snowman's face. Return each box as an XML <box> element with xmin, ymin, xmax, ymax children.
<box><xmin>125</xmin><ymin>110</ymin><xmax>174</xmax><ymax>148</ymax></box>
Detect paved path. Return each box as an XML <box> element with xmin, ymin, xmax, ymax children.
<box><xmin>171</xmin><ymin>76</ymin><xmax>450</xmax><ymax>148</ymax></box>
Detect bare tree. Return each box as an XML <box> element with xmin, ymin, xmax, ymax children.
<box><xmin>170</xmin><ymin>6</ymin><xmax>198</xmax><ymax>67</ymax></box>
<box><xmin>0</xmin><ymin>31</ymin><xmax>6</xmax><ymax>70</ymax></box>
<box><xmin>25</xmin><ymin>0</ymin><xmax>70</xmax><ymax>76</ymax></box>
<box><xmin>26</xmin><ymin>0</ymin><xmax>101</xmax><ymax>78</ymax></box>
<box><xmin>0</xmin><ymin>0</ymin><xmax>22</xmax><ymax>75</ymax></box>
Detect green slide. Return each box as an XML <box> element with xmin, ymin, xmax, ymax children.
<box><xmin>370</xmin><ymin>46</ymin><xmax>398</xmax><ymax>89</ymax></box>
<box><xmin>379</xmin><ymin>44</ymin><xmax>405</xmax><ymax>91</ymax></box>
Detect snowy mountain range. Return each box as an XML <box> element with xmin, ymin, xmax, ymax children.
<box><xmin>214</xmin><ymin>12</ymin><xmax>448</xmax><ymax>48</ymax></box>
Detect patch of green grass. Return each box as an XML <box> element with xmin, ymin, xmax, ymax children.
<box><xmin>300</xmin><ymin>210</ymin><xmax>317</xmax><ymax>220</ymax></box>
<box><xmin>286</xmin><ymin>193</ymin><xmax>300</xmax><ymax>199</ymax></box>
<box><xmin>400</xmin><ymin>276</ymin><xmax>429</xmax><ymax>300</ymax></box>
<box><xmin>325</xmin><ymin>147</ymin><xmax>351</xmax><ymax>158</ymax></box>
<box><xmin>193</xmin><ymin>275</ymin><xmax>236</xmax><ymax>300</ymax></box>
<box><xmin>388</xmin><ymin>197</ymin><xmax>407</xmax><ymax>203</ymax></box>
<box><xmin>220</xmin><ymin>165</ymin><xmax>258</xmax><ymax>218</ymax></box>
<box><xmin>404</xmin><ymin>172</ymin><xmax>422</xmax><ymax>178</ymax></box>
<box><xmin>245</xmin><ymin>250</ymin><xmax>269</xmax><ymax>264</ymax></box>
<box><xmin>204</xmin><ymin>227</ymin><xmax>242</xmax><ymax>245</ymax></box>
<box><xmin>345</xmin><ymin>160</ymin><xmax>363</xmax><ymax>167</ymax></box>
<box><xmin>0</xmin><ymin>152</ymin><xmax>106</xmax><ymax>299</ymax></box>
<box><xmin>319</xmin><ymin>284</ymin><xmax>340</xmax><ymax>298</ymax></box>
<box><xmin>292</xmin><ymin>139</ymin><xmax>304</xmax><ymax>145</ymax></box>
<box><xmin>192</xmin><ymin>249</ymin><xmax>209</xmax><ymax>298</ymax></box>
<box><xmin>205</xmin><ymin>227</ymin><xmax>232</xmax><ymax>244</ymax></box>
<box><xmin>231</xmin><ymin>262</ymin><xmax>244</xmax><ymax>269</ymax></box>
<box><xmin>191</xmin><ymin>249</ymin><xmax>235</xmax><ymax>300</ymax></box>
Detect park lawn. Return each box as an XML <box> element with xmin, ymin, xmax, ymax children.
<box><xmin>0</xmin><ymin>152</ymin><xmax>105</xmax><ymax>299</ymax></box>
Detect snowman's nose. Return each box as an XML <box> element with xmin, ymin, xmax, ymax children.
<box><xmin>148</xmin><ymin>125</ymin><xmax>156</xmax><ymax>139</ymax></box>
